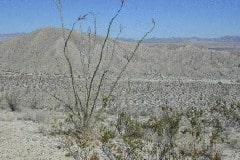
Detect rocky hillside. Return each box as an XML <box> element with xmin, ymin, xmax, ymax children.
<box><xmin>0</xmin><ymin>27</ymin><xmax>239</xmax><ymax>80</ymax></box>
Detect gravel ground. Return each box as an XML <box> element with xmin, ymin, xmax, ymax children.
<box><xmin>0</xmin><ymin>110</ymin><xmax>73</xmax><ymax>160</ymax></box>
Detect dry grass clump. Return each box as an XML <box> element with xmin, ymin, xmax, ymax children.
<box><xmin>5</xmin><ymin>92</ymin><xmax>19</xmax><ymax>111</ymax></box>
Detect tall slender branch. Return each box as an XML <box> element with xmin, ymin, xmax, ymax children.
<box><xmin>90</xmin><ymin>26</ymin><xmax>123</xmax><ymax>118</ymax></box>
<box><xmin>63</xmin><ymin>22</ymin><xmax>83</xmax><ymax>111</ymax></box>
<box><xmin>85</xmin><ymin>1</ymin><xmax>125</xmax><ymax>114</ymax></box>
<box><xmin>107</xmin><ymin>19</ymin><xmax>156</xmax><ymax>98</ymax></box>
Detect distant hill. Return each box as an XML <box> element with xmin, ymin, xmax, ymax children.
<box><xmin>118</xmin><ymin>36</ymin><xmax>240</xmax><ymax>44</ymax></box>
<box><xmin>0</xmin><ymin>33</ymin><xmax>25</xmax><ymax>41</ymax></box>
<box><xmin>0</xmin><ymin>27</ymin><xmax>239</xmax><ymax>80</ymax></box>
<box><xmin>141</xmin><ymin>36</ymin><xmax>240</xmax><ymax>44</ymax></box>
<box><xmin>0</xmin><ymin>27</ymin><xmax>142</xmax><ymax>77</ymax></box>
<box><xmin>2</xmin><ymin>32</ymin><xmax>240</xmax><ymax>44</ymax></box>
<box><xmin>218</xmin><ymin>36</ymin><xmax>240</xmax><ymax>43</ymax></box>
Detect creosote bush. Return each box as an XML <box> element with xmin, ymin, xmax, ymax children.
<box><xmin>95</xmin><ymin>101</ymin><xmax>239</xmax><ymax>159</ymax></box>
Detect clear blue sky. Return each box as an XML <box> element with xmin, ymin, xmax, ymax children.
<box><xmin>0</xmin><ymin>0</ymin><xmax>240</xmax><ymax>39</ymax></box>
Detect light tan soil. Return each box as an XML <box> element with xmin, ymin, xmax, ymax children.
<box><xmin>0</xmin><ymin>110</ymin><xmax>73</xmax><ymax>160</ymax></box>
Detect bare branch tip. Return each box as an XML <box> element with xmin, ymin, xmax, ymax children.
<box><xmin>78</xmin><ymin>14</ymin><xmax>88</xmax><ymax>21</ymax></box>
<box><xmin>152</xmin><ymin>18</ymin><xmax>156</xmax><ymax>25</ymax></box>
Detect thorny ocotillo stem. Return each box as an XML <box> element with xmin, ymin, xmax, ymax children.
<box><xmin>85</xmin><ymin>0</ymin><xmax>125</xmax><ymax>117</ymax></box>
<box><xmin>62</xmin><ymin>14</ymin><xmax>90</xmax><ymax>117</ymax></box>
<box><xmin>107</xmin><ymin>19</ymin><xmax>156</xmax><ymax>99</ymax></box>
<box><xmin>90</xmin><ymin>26</ymin><xmax>123</xmax><ymax>118</ymax></box>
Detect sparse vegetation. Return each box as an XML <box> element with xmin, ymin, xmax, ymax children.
<box><xmin>0</xmin><ymin>1</ymin><xmax>239</xmax><ymax>160</ymax></box>
<box><xmin>48</xmin><ymin>0</ymin><xmax>240</xmax><ymax>159</ymax></box>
